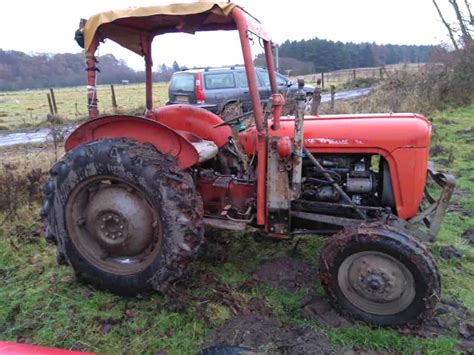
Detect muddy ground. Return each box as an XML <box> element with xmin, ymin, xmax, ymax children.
<box><xmin>199</xmin><ymin>257</ymin><xmax>473</xmax><ymax>354</ymax></box>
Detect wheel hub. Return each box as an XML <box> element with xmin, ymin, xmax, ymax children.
<box><xmin>85</xmin><ymin>185</ymin><xmax>155</xmax><ymax>257</ymax></box>
<box><xmin>338</xmin><ymin>251</ymin><xmax>415</xmax><ymax>315</ymax></box>
<box><xmin>96</xmin><ymin>211</ymin><xmax>128</xmax><ymax>244</ymax></box>
<box><xmin>66</xmin><ymin>176</ymin><xmax>162</xmax><ymax>275</ymax></box>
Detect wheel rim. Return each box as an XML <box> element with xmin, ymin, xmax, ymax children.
<box><xmin>338</xmin><ymin>251</ymin><xmax>415</xmax><ymax>315</ymax></box>
<box><xmin>65</xmin><ymin>176</ymin><xmax>162</xmax><ymax>275</ymax></box>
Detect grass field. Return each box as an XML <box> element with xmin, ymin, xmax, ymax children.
<box><xmin>0</xmin><ymin>83</ymin><xmax>168</xmax><ymax>131</ymax></box>
<box><xmin>0</xmin><ymin>96</ymin><xmax>473</xmax><ymax>353</ymax></box>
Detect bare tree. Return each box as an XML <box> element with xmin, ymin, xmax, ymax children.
<box><xmin>433</xmin><ymin>0</ymin><xmax>460</xmax><ymax>49</ymax></box>
<box><xmin>449</xmin><ymin>0</ymin><xmax>473</xmax><ymax>44</ymax></box>
<box><xmin>463</xmin><ymin>0</ymin><xmax>473</xmax><ymax>25</ymax></box>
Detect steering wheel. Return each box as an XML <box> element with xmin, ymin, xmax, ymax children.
<box><xmin>213</xmin><ymin>111</ymin><xmax>254</xmax><ymax>128</ymax></box>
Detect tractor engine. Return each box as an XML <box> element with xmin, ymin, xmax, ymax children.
<box><xmin>301</xmin><ymin>154</ymin><xmax>379</xmax><ymax>207</ymax></box>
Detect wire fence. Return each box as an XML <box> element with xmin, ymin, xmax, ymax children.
<box><xmin>290</xmin><ymin>63</ymin><xmax>444</xmax><ymax>88</ymax></box>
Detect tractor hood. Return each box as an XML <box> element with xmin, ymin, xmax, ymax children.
<box><xmin>239</xmin><ymin>113</ymin><xmax>432</xmax><ymax>156</ymax></box>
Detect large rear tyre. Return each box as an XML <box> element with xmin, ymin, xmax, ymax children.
<box><xmin>41</xmin><ymin>138</ymin><xmax>204</xmax><ymax>295</ymax></box>
<box><xmin>319</xmin><ymin>223</ymin><xmax>440</xmax><ymax>326</ymax></box>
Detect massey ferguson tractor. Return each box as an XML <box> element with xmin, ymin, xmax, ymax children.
<box><xmin>42</xmin><ymin>2</ymin><xmax>455</xmax><ymax>326</ymax></box>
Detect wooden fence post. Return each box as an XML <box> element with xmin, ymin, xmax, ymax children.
<box><xmin>111</xmin><ymin>84</ymin><xmax>118</xmax><ymax>111</ymax></box>
<box><xmin>321</xmin><ymin>72</ymin><xmax>325</xmax><ymax>90</ymax></box>
<box><xmin>46</xmin><ymin>93</ymin><xmax>54</xmax><ymax>115</ymax></box>
<box><xmin>352</xmin><ymin>69</ymin><xmax>356</xmax><ymax>81</ymax></box>
<box><xmin>330</xmin><ymin>85</ymin><xmax>336</xmax><ymax>113</ymax></box>
<box><xmin>49</xmin><ymin>88</ymin><xmax>58</xmax><ymax>114</ymax></box>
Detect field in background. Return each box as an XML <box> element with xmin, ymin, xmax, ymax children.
<box><xmin>0</xmin><ymin>83</ymin><xmax>168</xmax><ymax>131</ymax></box>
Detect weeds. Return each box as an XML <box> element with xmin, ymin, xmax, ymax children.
<box><xmin>0</xmin><ymin>163</ymin><xmax>46</xmax><ymax>222</ymax></box>
<box><xmin>353</xmin><ymin>48</ymin><xmax>474</xmax><ymax>115</ymax></box>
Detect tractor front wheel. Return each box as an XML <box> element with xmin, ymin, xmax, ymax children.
<box><xmin>319</xmin><ymin>223</ymin><xmax>440</xmax><ymax>326</ymax></box>
<box><xmin>41</xmin><ymin>138</ymin><xmax>204</xmax><ymax>295</ymax></box>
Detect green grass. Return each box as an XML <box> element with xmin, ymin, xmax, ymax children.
<box><xmin>0</xmin><ymin>83</ymin><xmax>168</xmax><ymax>130</ymax></box>
<box><xmin>0</xmin><ymin>102</ymin><xmax>473</xmax><ymax>353</ymax></box>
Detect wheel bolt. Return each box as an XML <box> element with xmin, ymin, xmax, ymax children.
<box><xmin>118</xmin><ymin>232</ymin><xmax>122</xmax><ymax>237</ymax></box>
<box><xmin>120</xmin><ymin>225</ymin><xmax>124</xmax><ymax>230</ymax></box>
<box><xmin>100</xmin><ymin>225</ymin><xmax>105</xmax><ymax>230</ymax></box>
<box><xmin>112</xmin><ymin>235</ymin><xmax>117</xmax><ymax>240</ymax></box>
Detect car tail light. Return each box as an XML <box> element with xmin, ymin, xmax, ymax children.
<box><xmin>195</xmin><ymin>73</ymin><xmax>205</xmax><ymax>104</ymax></box>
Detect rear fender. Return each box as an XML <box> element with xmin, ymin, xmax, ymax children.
<box><xmin>65</xmin><ymin>115</ymin><xmax>199</xmax><ymax>169</ymax></box>
<box><xmin>150</xmin><ymin>105</ymin><xmax>232</xmax><ymax>148</ymax></box>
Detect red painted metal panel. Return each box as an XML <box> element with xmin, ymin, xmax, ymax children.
<box><xmin>0</xmin><ymin>341</ymin><xmax>92</xmax><ymax>354</ymax></box>
<box><xmin>65</xmin><ymin>115</ymin><xmax>199</xmax><ymax>169</ymax></box>
<box><xmin>150</xmin><ymin>105</ymin><xmax>232</xmax><ymax>148</ymax></box>
<box><xmin>389</xmin><ymin>147</ymin><xmax>428</xmax><ymax>219</ymax></box>
<box><xmin>239</xmin><ymin>114</ymin><xmax>431</xmax><ymax>154</ymax></box>
<box><xmin>197</xmin><ymin>175</ymin><xmax>255</xmax><ymax>216</ymax></box>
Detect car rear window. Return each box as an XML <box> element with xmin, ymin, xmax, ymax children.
<box><xmin>170</xmin><ymin>73</ymin><xmax>194</xmax><ymax>92</ymax></box>
<box><xmin>204</xmin><ymin>73</ymin><xmax>235</xmax><ymax>90</ymax></box>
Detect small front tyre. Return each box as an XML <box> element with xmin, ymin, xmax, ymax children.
<box><xmin>319</xmin><ymin>223</ymin><xmax>440</xmax><ymax>326</ymax></box>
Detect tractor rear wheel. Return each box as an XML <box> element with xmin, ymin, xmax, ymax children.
<box><xmin>319</xmin><ymin>223</ymin><xmax>440</xmax><ymax>326</ymax></box>
<box><xmin>41</xmin><ymin>138</ymin><xmax>204</xmax><ymax>295</ymax></box>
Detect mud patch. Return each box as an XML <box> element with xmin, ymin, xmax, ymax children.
<box><xmin>461</xmin><ymin>228</ymin><xmax>474</xmax><ymax>245</ymax></box>
<box><xmin>439</xmin><ymin>245</ymin><xmax>463</xmax><ymax>259</ymax></box>
<box><xmin>253</xmin><ymin>257</ymin><xmax>315</xmax><ymax>291</ymax></box>
<box><xmin>439</xmin><ymin>118</ymin><xmax>455</xmax><ymax>125</ymax></box>
<box><xmin>203</xmin><ymin>314</ymin><xmax>336</xmax><ymax>354</ymax></box>
<box><xmin>300</xmin><ymin>293</ymin><xmax>353</xmax><ymax>328</ymax></box>
<box><xmin>430</xmin><ymin>145</ymin><xmax>446</xmax><ymax>156</ymax></box>
<box><xmin>280</xmin><ymin>328</ymin><xmax>336</xmax><ymax>355</ymax></box>
<box><xmin>399</xmin><ymin>298</ymin><xmax>474</xmax><ymax>350</ymax></box>
<box><xmin>203</xmin><ymin>314</ymin><xmax>284</xmax><ymax>351</ymax></box>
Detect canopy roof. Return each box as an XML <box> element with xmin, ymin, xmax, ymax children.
<box><xmin>83</xmin><ymin>2</ymin><xmax>240</xmax><ymax>55</ymax></box>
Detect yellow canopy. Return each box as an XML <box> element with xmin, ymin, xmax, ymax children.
<box><xmin>83</xmin><ymin>2</ymin><xmax>237</xmax><ymax>55</ymax></box>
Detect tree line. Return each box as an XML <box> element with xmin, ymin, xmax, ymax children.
<box><xmin>0</xmin><ymin>50</ymin><xmax>180</xmax><ymax>92</ymax></box>
<box><xmin>0</xmin><ymin>37</ymin><xmax>438</xmax><ymax>91</ymax></box>
<box><xmin>255</xmin><ymin>38</ymin><xmax>439</xmax><ymax>75</ymax></box>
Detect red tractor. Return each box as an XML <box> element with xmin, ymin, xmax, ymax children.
<box><xmin>42</xmin><ymin>2</ymin><xmax>455</xmax><ymax>326</ymax></box>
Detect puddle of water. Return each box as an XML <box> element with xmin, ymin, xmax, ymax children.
<box><xmin>321</xmin><ymin>87</ymin><xmax>371</xmax><ymax>103</ymax></box>
<box><xmin>0</xmin><ymin>88</ymin><xmax>371</xmax><ymax>148</ymax></box>
<box><xmin>0</xmin><ymin>126</ymin><xmax>76</xmax><ymax>148</ymax></box>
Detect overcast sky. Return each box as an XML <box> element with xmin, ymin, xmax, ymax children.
<box><xmin>0</xmin><ymin>0</ymin><xmax>460</xmax><ymax>70</ymax></box>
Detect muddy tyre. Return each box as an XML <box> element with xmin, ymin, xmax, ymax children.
<box><xmin>41</xmin><ymin>138</ymin><xmax>204</xmax><ymax>295</ymax></box>
<box><xmin>319</xmin><ymin>223</ymin><xmax>440</xmax><ymax>326</ymax></box>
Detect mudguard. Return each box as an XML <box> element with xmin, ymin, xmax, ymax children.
<box><xmin>65</xmin><ymin>115</ymin><xmax>199</xmax><ymax>169</ymax></box>
<box><xmin>151</xmin><ymin>105</ymin><xmax>232</xmax><ymax>148</ymax></box>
